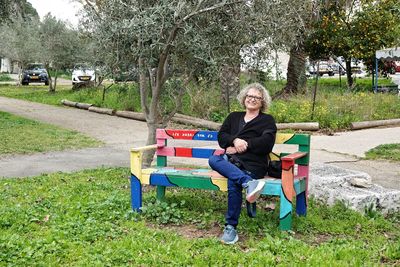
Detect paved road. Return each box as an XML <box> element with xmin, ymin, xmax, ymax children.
<box><xmin>0</xmin><ymin>96</ymin><xmax>399</xmax><ymax>190</ymax></box>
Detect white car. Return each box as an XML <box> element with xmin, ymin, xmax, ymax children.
<box><xmin>72</xmin><ymin>63</ymin><xmax>95</xmax><ymax>87</ymax></box>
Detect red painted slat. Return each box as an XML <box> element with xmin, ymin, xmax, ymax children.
<box><xmin>175</xmin><ymin>147</ymin><xmax>193</xmax><ymax>157</ymax></box>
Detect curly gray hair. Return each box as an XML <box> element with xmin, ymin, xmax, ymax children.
<box><xmin>237</xmin><ymin>83</ymin><xmax>271</xmax><ymax>112</ymax></box>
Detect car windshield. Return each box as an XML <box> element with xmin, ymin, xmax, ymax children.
<box><xmin>27</xmin><ymin>64</ymin><xmax>45</xmax><ymax>70</ymax></box>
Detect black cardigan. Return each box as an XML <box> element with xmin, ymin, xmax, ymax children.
<box><xmin>218</xmin><ymin>111</ymin><xmax>277</xmax><ymax>178</ymax></box>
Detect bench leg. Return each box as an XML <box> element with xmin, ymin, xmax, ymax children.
<box><xmin>130</xmin><ymin>174</ymin><xmax>142</xmax><ymax>212</ymax></box>
<box><xmin>279</xmin><ymin>188</ymin><xmax>292</xmax><ymax>231</ymax></box>
<box><xmin>296</xmin><ymin>191</ymin><xmax>307</xmax><ymax>216</ymax></box>
<box><xmin>156</xmin><ymin>186</ymin><xmax>166</xmax><ymax>201</ymax></box>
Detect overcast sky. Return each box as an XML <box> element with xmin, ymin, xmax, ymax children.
<box><xmin>27</xmin><ymin>0</ymin><xmax>82</xmax><ymax>27</ymax></box>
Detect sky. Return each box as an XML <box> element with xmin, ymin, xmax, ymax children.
<box><xmin>27</xmin><ymin>0</ymin><xmax>82</xmax><ymax>27</ymax></box>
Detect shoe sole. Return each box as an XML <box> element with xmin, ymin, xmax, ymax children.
<box><xmin>246</xmin><ymin>181</ymin><xmax>266</xmax><ymax>203</ymax></box>
<box><xmin>221</xmin><ymin>235</ymin><xmax>239</xmax><ymax>245</ymax></box>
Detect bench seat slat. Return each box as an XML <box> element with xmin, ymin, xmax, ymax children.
<box><xmin>139</xmin><ymin>167</ymin><xmax>306</xmax><ymax>195</ymax></box>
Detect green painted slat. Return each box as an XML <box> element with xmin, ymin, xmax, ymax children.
<box><xmin>294</xmin><ymin>179</ymin><xmax>306</xmax><ymax>194</ymax></box>
<box><xmin>157</xmin><ymin>156</ymin><xmax>167</xmax><ymax>167</ymax></box>
<box><xmin>280</xmin><ymin>215</ymin><xmax>292</xmax><ymax>231</ymax></box>
<box><xmin>168</xmin><ymin>175</ymin><xmax>220</xmax><ymax>190</ymax></box>
<box><xmin>284</xmin><ymin>134</ymin><xmax>310</xmax><ymax>146</ymax></box>
<box><xmin>260</xmin><ymin>183</ymin><xmax>281</xmax><ymax>196</ymax></box>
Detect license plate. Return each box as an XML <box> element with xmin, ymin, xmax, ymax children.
<box><xmin>30</xmin><ymin>76</ymin><xmax>39</xmax><ymax>79</ymax></box>
<box><xmin>80</xmin><ymin>76</ymin><xmax>90</xmax><ymax>81</ymax></box>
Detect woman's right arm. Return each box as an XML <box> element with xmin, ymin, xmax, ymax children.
<box><xmin>218</xmin><ymin>113</ymin><xmax>236</xmax><ymax>149</ymax></box>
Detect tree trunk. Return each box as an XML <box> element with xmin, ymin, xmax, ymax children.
<box><xmin>48</xmin><ymin>70</ymin><xmax>57</xmax><ymax>93</ymax></box>
<box><xmin>345</xmin><ymin>59</ymin><xmax>353</xmax><ymax>89</ymax></box>
<box><xmin>274</xmin><ymin>44</ymin><xmax>306</xmax><ymax>99</ymax></box>
<box><xmin>220</xmin><ymin>63</ymin><xmax>240</xmax><ymax>112</ymax></box>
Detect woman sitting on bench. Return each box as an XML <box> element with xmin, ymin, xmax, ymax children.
<box><xmin>208</xmin><ymin>83</ymin><xmax>277</xmax><ymax>245</ymax></box>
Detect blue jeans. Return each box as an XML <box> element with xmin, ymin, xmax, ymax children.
<box><xmin>208</xmin><ymin>155</ymin><xmax>255</xmax><ymax>227</ymax></box>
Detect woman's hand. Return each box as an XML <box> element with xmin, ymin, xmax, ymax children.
<box><xmin>225</xmin><ymin>146</ymin><xmax>237</xmax><ymax>154</ymax></box>
<box><xmin>233</xmin><ymin>138</ymin><xmax>248</xmax><ymax>153</ymax></box>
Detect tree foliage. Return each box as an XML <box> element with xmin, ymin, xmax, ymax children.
<box><xmin>80</xmin><ymin>0</ymin><xmax>313</xmax><ymax>165</ymax></box>
<box><xmin>39</xmin><ymin>14</ymin><xmax>83</xmax><ymax>92</ymax></box>
<box><xmin>0</xmin><ymin>0</ymin><xmax>38</xmax><ymax>24</ymax></box>
<box><xmin>306</xmin><ymin>0</ymin><xmax>400</xmax><ymax>87</ymax></box>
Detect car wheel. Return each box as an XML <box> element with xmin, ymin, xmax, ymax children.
<box><xmin>45</xmin><ymin>81</ymin><xmax>49</xmax><ymax>86</ymax></box>
<box><xmin>329</xmin><ymin>72</ymin><xmax>334</xmax><ymax>76</ymax></box>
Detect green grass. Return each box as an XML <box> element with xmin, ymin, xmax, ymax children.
<box><xmin>0</xmin><ymin>111</ymin><xmax>102</xmax><ymax>155</ymax></box>
<box><xmin>0</xmin><ymin>167</ymin><xmax>399</xmax><ymax>265</ymax></box>
<box><xmin>0</xmin><ymin>74</ymin><xmax>13</xmax><ymax>81</ymax></box>
<box><xmin>0</xmin><ymin>77</ymin><xmax>399</xmax><ymax>130</ymax></box>
<box><xmin>365</xmin><ymin>143</ymin><xmax>400</xmax><ymax>161</ymax></box>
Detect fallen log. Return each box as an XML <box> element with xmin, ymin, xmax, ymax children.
<box><xmin>75</xmin><ymin>102</ymin><xmax>93</xmax><ymax>110</ymax></box>
<box><xmin>115</xmin><ymin>110</ymin><xmax>146</xmax><ymax>121</ymax></box>
<box><xmin>88</xmin><ymin>106</ymin><xmax>115</xmax><ymax>115</ymax></box>
<box><xmin>61</xmin><ymin>99</ymin><xmax>77</xmax><ymax>107</ymax></box>
<box><xmin>350</xmin><ymin>119</ymin><xmax>400</xmax><ymax>130</ymax></box>
<box><xmin>171</xmin><ymin>116</ymin><xmax>221</xmax><ymax>130</ymax></box>
<box><xmin>61</xmin><ymin>99</ymin><xmax>319</xmax><ymax>131</ymax></box>
<box><xmin>61</xmin><ymin>100</ymin><xmax>93</xmax><ymax>110</ymax></box>
<box><xmin>277</xmin><ymin>122</ymin><xmax>319</xmax><ymax>131</ymax></box>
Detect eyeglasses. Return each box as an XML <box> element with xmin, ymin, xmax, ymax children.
<box><xmin>245</xmin><ymin>94</ymin><xmax>263</xmax><ymax>101</ymax></box>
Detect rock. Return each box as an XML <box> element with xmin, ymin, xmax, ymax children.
<box><xmin>309</xmin><ymin>163</ymin><xmax>400</xmax><ymax>214</ymax></box>
<box><xmin>350</xmin><ymin>178</ymin><xmax>373</xmax><ymax>188</ymax></box>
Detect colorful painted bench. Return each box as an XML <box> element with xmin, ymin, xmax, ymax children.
<box><xmin>130</xmin><ymin>129</ymin><xmax>311</xmax><ymax>230</ymax></box>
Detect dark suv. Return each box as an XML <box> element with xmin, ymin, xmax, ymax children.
<box><xmin>21</xmin><ymin>63</ymin><xmax>49</xmax><ymax>85</ymax></box>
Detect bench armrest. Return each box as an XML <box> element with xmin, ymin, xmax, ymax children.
<box><xmin>130</xmin><ymin>144</ymin><xmax>159</xmax><ymax>152</ymax></box>
<box><xmin>281</xmin><ymin>151</ymin><xmax>307</xmax><ymax>162</ymax></box>
<box><xmin>130</xmin><ymin>144</ymin><xmax>159</xmax><ymax>179</ymax></box>
<box><xmin>280</xmin><ymin>151</ymin><xmax>308</xmax><ymax>202</ymax></box>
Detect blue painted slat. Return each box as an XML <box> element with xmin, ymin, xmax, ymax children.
<box><xmin>150</xmin><ymin>173</ymin><xmax>177</xmax><ymax>186</ymax></box>
<box><xmin>193</xmin><ymin>131</ymin><xmax>218</xmax><ymax>141</ymax></box>
<box><xmin>192</xmin><ymin>148</ymin><xmax>216</xmax><ymax>158</ymax></box>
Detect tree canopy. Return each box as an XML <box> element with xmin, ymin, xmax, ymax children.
<box><xmin>306</xmin><ymin>0</ymin><xmax>400</xmax><ymax>86</ymax></box>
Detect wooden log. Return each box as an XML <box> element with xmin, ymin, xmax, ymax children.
<box><xmin>277</xmin><ymin>122</ymin><xmax>319</xmax><ymax>131</ymax></box>
<box><xmin>61</xmin><ymin>99</ymin><xmax>77</xmax><ymax>107</ymax></box>
<box><xmin>88</xmin><ymin>106</ymin><xmax>115</xmax><ymax>115</ymax></box>
<box><xmin>171</xmin><ymin>116</ymin><xmax>221</xmax><ymax>130</ymax></box>
<box><xmin>351</xmin><ymin>119</ymin><xmax>400</xmax><ymax>130</ymax></box>
<box><xmin>115</xmin><ymin>110</ymin><xmax>146</xmax><ymax>121</ymax></box>
<box><xmin>75</xmin><ymin>102</ymin><xmax>93</xmax><ymax>110</ymax></box>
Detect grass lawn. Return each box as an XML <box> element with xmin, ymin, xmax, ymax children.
<box><xmin>1</xmin><ymin>167</ymin><xmax>399</xmax><ymax>265</ymax></box>
<box><xmin>0</xmin><ymin>111</ymin><xmax>102</xmax><ymax>155</ymax></box>
<box><xmin>0</xmin><ymin>74</ymin><xmax>13</xmax><ymax>81</ymax></box>
<box><xmin>365</xmin><ymin>143</ymin><xmax>400</xmax><ymax>161</ymax></box>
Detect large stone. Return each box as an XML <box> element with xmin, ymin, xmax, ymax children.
<box><xmin>309</xmin><ymin>163</ymin><xmax>400</xmax><ymax>214</ymax></box>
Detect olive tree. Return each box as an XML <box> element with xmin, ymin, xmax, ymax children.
<box><xmin>0</xmin><ymin>18</ymin><xmax>43</xmax><ymax>79</ymax></box>
<box><xmin>80</xmin><ymin>0</ymin><xmax>314</xmax><ymax>165</ymax></box>
<box><xmin>81</xmin><ymin>0</ymin><xmax>251</xmax><ymax>165</ymax></box>
<box><xmin>39</xmin><ymin>14</ymin><xmax>83</xmax><ymax>92</ymax></box>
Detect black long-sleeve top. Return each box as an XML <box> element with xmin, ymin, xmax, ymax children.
<box><xmin>218</xmin><ymin>111</ymin><xmax>277</xmax><ymax>178</ymax></box>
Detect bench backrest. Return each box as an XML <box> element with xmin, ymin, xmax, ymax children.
<box><xmin>156</xmin><ymin>129</ymin><xmax>310</xmax><ymax>167</ymax></box>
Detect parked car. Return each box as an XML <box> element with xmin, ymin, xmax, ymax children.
<box><xmin>20</xmin><ymin>63</ymin><xmax>49</xmax><ymax>85</ymax></box>
<box><xmin>72</xmin><ymin>63</ymin><xmax>95</xmax><ymax>87</ymax></box>
<box><xmin>307</xmin><ymin>61</ymin><xmax>334</xmax><ymax>76</ymax></box>
<box><xmin>394</xmin><ymin>61</ymin><xmax>400</xmax><ymax>72</ymax></box>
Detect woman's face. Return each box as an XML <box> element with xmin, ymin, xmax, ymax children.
<box><xmin>244</xmin><ymin>88</ymin><xmax>263</xmax><ymax>111</ymax></box>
